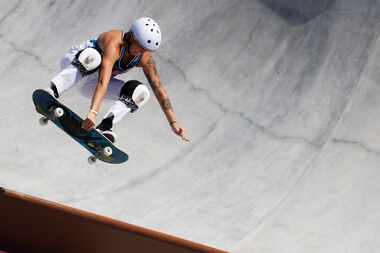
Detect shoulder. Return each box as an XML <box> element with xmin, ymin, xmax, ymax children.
<box><xmin>139</xmin><ymin>52</ymin><xmax>155</xmax><ymax>68</ymax></box>
<box><xmin>98</xmin><ymin>29</ymin><xmax>123</xmax><ymax>40</ymax></box>
<box><xmin>97</xmin><ymin>30</ymin><xmax>123</xmax><ymax>53</ymax></box>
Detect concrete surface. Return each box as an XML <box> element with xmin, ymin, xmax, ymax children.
<box><xmin>0</xmin><ymin>0</ymin><xmax>379</xmax><ymax>252</ymax></box>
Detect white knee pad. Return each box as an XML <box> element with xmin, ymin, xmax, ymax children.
<box><xmin>78</xmin><ymin>48</ymin><xmax>101</xmax><ymax>71</ymax></box>
<box><xmin>74</xmin><ymin>47</ymin><xmax>102</xmax><ymax>74</ymax></box>
<box><xmin>132</xmin><ymin>85</ymin><xmax>150</xmax><ymax>107</ymax></box>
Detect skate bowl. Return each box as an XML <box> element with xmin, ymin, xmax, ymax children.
<box><xmin>0</xmin><ymin>0</ymin><xmax>380</xmax><ymax>252</ymax></box>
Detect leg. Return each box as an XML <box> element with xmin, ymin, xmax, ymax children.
<box><xmin>97</xmin><ymin>80</ymin><xmax>150</xmax><ymax>132</ymax></box>
<box><xmin>48</xmin><ymin>39</ymin><xmax>97</xmax><ymax>98</ymax></box>
<box><xmin>96</xmin><ymin>100</ymin><xmax>131</xmax><ymax>131</ymax></box>
<box><xmin>50</xmin><ymin>64</ymin><xmax>84</xmax><ymax>97</ymax></box>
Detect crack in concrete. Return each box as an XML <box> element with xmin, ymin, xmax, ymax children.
<box><xmin>156</xmin><ymin>53</ymin><xmax>229</xmax><ymax>116</ymax></box>
<box><xmin>0</xmin><ymin>0</ymin><xmax>22</xmax><ymax>27</ymax></box>
<box><xmin>157</xmin><ymin>53</ymin><xmax>318</xmax><ymax>149</ymax></box>
<box><xmin>0</xmin><ymin>35</ymin><xmax>54</xmax><ymax>73</ymax></box>
<box><xmin>332</xmin><ymin>138</ymin><xmax>380</xmax><ymax>156</ymax></box>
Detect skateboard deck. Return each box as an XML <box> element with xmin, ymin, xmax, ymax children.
<box><xmin>32</xmin><ymin>89</ymin><xmax>128</xmax><ymax>164</ymax></box>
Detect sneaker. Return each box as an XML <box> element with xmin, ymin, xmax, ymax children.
<box><xmin>50</xmin><ymin>83</ymin><xmax>60</xmax><ymax>98</ymax></box>
<box><xmin>100</xmin><ymin>130</ymin><xmax>116</xmax><ymax>144</ymax></box>
<box><xmin>96</xmin><ymin>115</ymin><xmax>114</xmax><ymax>131</ymax></box>
<box><xmin>45</xmin><ymin>87</ymin><xmax>56</xmax><ymax>98</ymax></box>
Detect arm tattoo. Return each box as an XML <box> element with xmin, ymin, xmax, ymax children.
<box><xmin>146</xmin><ymin>74</ymin><xmax>154</xmax><ymax>87</ymax></box>
<box><xmin>148</xmin><ymin>78</ymin><xmax>173</xmax><ymax>111</ymax></box>
<box><xmin>147</xmin><ymin>76</ymin><xmax>160</xmax><ymax>95</ymax></box>
<box><xmin>145</xmin><ymin>56</ymin><xmax>173</xmax><ymax>111</ymax></box>
<box><xmin>161</xmin><ymin>99</ymin><xmax>172</xmax><ymax>110</ymax></box>
<box><xmin>148</xmin><ymin>56</ymin><xmax>159</xmax><ymax>77</ymax></box>
<box><xmin>145</xmin><ymin>59</ymin><xmax>159</xmax><ymax>89</ymax></box>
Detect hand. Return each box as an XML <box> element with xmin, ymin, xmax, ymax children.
<box><xmin>82</xmin><ymin>111</ymin><xmax>97</xmax><ymax>131</ymax></box>
<box><xmin>171</xmin><ymin>122</ymin><xmax>189</xmax><ymax>142</ymax></box>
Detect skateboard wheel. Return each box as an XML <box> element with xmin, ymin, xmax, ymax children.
<box><xmin>88</xmin><ymin>156</ymin><xmax>97</xmax><ymax>164</ymax></box>
<box><xmin>54</xmin><ymin>107</ymin><xmax>64</xmax><ymax>118</ymax></box>
<box><xmin>39</xmin><ymin>117</ymin><xmax>49</xmax><ymax>126</ymax></box>
<box><xmin>102</xmin><ymin>146</ymin><xmax>113</xmax><ymax>157</ymax></box>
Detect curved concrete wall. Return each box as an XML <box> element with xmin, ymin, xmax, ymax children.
<box><xmin>0</xmin><ymin>0</ymin><xmax>379</xmax><ymax>252</ymax></box>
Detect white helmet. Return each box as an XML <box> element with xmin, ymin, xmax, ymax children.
<box><xmin>131</xmin><ymin>17</ymin><xmax>161</xmax><ymax>52</ymax></box>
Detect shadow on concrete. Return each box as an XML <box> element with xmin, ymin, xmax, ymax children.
<box><xmin>259</xmin><ymin>0</ymin><xmax>336</xmax><ymax>24</ymax></box>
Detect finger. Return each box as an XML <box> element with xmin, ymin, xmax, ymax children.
<box><xmin>82</xmin><ymin>119</ymin><xmax>93</xmax><ymax>131</ymax></box>
<box><xmin>82</xmin><ymin>124</ymin><xmax>89</xmax><ymax>131</ymax></box>
<box><xmin>181</xmin><ymin>136</ymin><xmax>190</xmax><ymax>142</ymax></box>
<box><xmin>88</xmin><ymin>122</ymin><xmax>95</xmax><ymax>130</ymax></box>
<box><xmin>178</xmin><ymin>129</ymin><xmax>189</xmax><ymax>142</ymax></box>
<box><xmin>173</xmin><ymin>127</ymin><xmax>181</xmax><ymax>135</ymax></box>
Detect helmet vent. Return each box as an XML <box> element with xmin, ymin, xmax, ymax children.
<box><xmin>132</xmin><ymin>17</ymin><xmax>161</xmax><ymax>51</ymax></box>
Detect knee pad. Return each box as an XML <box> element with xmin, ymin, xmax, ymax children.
<box><xmin>119</xmin><ymin>80</ymin><xmax>142</xmax><ymax>98</ymax></box>
<box><xmin>132</xmin><ymin>84</ymin><xmax>150</xmax><ymax>107</ymax></box>
<box><xmin>72</xmin><ymin>47</ymin><xmax>101</xmax><ymax>75</ymax></box>
<box><xmin>119</xmin><ymin>80</ymin><xmax>150</xmax><ymax>112</ymax></box>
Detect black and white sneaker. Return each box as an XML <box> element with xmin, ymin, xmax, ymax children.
<box><xmin>45</xmin><ymin>83</ymin><xmax>60</xmax><ymax>99</ymax></box>
<box><xmin>100</xmin><ymin>130</ymin><xmax>116</xmax><ymax>144</ymax></box>
<box><xmin>96</xmin><ymin>115</ymin><xmax>116</xmax><ymax>143</ymax></box>
<box><xmin>51</xmin><ymin>83</ymin><xmax>60</xmax><ymax>98</ymax></box>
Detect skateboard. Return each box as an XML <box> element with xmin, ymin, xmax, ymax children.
<box><xmin>32</xmin><ymin>89</ymin><xmax>128</xmax><ymax>164</ymax></box>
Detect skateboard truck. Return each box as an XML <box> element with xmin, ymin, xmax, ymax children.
<box><xmin>88</xmin><ymin>146</ymin><xmax>113</xmax><ymax>164</ymax></box>
<box><xmin>39</xmin><ymin>107</ymin><xmax>64</xmax><ymax>126</ymax></box>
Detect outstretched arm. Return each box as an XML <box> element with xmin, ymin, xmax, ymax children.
<box><xmin>142</xmin><ymin>55</ymin><xmax>189</xmax><ymax>142</ymax></box>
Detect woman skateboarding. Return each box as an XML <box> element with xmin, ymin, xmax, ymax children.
<box><xmin>47</xmin><ymin>17</ymin><xmax>188</xmax><ymax>143</ymax></box>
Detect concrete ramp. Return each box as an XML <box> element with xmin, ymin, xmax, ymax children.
<box><xmin>0</xmin><ymin>0</ymin><xmax>379</xmax><ymax>252</ymax></box>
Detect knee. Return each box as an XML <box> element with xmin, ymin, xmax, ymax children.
<box><xmin>120</xmin><ymin>80</ymin><xmax>150</xmax><ymax>107</ymax></box>
<box><xmin>72</xmin><ymin>47</ymin><xmax>101</xmax><ymax>75</ymax></box>
<box><xmin>132</xmin><ymin>84</ymin><xmax>150</xmax><ymax>107</ymax></box>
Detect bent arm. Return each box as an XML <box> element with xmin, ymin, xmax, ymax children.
<box><xmin>143</xmin><ymin>56</ymin><xmax>177</xmax><ymax>125</ymax></box>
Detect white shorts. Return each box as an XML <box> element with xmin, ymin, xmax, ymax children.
<box><xmin>50</xmin><ymin>39</ymin><xmax>124</xmax><ymax>96</ymax></box>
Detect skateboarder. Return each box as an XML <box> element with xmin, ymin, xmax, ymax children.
<box><xmin>47</xmin><ymin>17</ymin><xmax>188</xmax><ymax>143</ymax></box>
